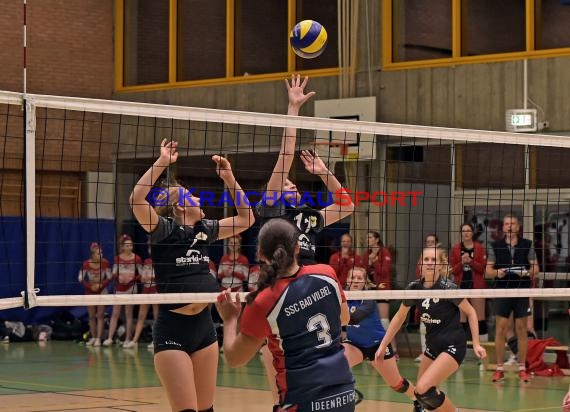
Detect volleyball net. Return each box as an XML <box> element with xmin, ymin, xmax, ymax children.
<box><xmin>1</xmin><ymin>89</ymin><xmax>570</xmax><ymax>311</ymax></box>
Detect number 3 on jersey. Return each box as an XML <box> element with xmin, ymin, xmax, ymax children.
<box><xmin>307</xmin><ymin>313</ymin><xmax>332</xmax><ymax>348</ymax></box>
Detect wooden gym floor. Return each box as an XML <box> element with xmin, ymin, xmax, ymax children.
<box><xmin>0</xmin><ymin>340</ymin><xmax>567</xmax><ymax>411</ymax></box>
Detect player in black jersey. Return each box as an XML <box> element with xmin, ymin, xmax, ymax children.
<box><xmin>256</xmin><ymin>75</ymin><xmax>355</xmax><ymax>407</ymax></box>
<box><xmin>130</xmin><ymin>139</ymin><xmax>254</xmax><ymax>412</ymax></box>
<box><xmin>255</xmin><ymin>74</ymin><xmax>354</xmax><ymax>265</ymax></box>
<box><xmin>375</xmin><ymin>247</ymin><xmax>486</xmax><ymax>412</ymax></box>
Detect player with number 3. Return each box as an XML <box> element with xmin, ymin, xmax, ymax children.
<box><xmin>217</xmin><ymin>219</ymin><xmax>355</xmax><ymax>412</ymax></box>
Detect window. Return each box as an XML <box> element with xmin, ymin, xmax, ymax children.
<box><xmin>535</xmin><ymin>0</ymin><xmax>570</xmax><ymax>50</ymax></box>
<box><xmin>177</xmin><ymin>0</ymin><xmax>226</xmax><ymax>81</ymax></box>
<box><xmin>461</xmin><ymin>0</ymin><xmax>525</xmax><ymax>56</ymax></box>
<box><xmin>457</xmin><ymin>144</ymin><xmax>525</xmax><ymax>189</ymax></box>
<box><xmin>234</xmin><ymin>0</ymin><xmax>288</xmax><ymax>76</ymax></box>
<box><xmin>392</xmin><ymin>0</ymin><xmax>452</xmax><ymax>62</ymax></box>
<box><xmin>117</xmin><ymin>0</ymin><xmax>339</xmax><ymax>90</ymax></box>
<box><xmin>531</xmin><ymin>147</ymin><xmax>570</xmax><ymax>188</ymax></box>
<box><xmin>123</xmin><ymin>0</ymin><xmax>169</xmax><ymax>86</ymax></box>
<box><xmin>383</xmin><ymin>0</ymin><xmax>570</xmax><ymax>70</ymax></box>
<box><xmin>295</xmin><ymin>0</ymin><xmax>339</xmax><ymax>70</ymax></box>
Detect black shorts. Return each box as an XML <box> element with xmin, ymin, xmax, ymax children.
<box><xmin>280</xmin><ymin>384</ymin><xmax>356</xmax><ymax>412</ymax></box>
<box><xmin>343</xmin><ymin>340</ymin><xmax>395</xmax><ymax>362</ymax></box>
<box><xmin>494</xmin><ymin>297</ymin><xmax>531</xmax><ymax>319</ymax></box>
<box><xmin>424</xmin><ymin>334</ymin><xmax>466</xmax><ymax>366</ymax></box>
<box><xmin>153</xmin><ymin>305</ymin><xmax>217</xmax><ymax>356</ymax></box>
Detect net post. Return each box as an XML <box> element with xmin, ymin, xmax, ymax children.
<box><xmin>23</xmin><ymin>97</ymin><xmax>37</xmax><ymax>309</ymax></box>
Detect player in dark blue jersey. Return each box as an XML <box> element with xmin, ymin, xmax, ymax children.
<box><xmin>343</xmin><ymin>267</ymin><xmax>424</xmax><ymax>412</ymax></box>
<box><xmin>217</xmin><ymin>218</ymin><xmax>355</xmax><ymax>412</ymax></box>
<box><xmin>130</xmin><ymin>139</ymin><xmax>254</xmax><ymax>412</ymax></box>
<box><xmin>375</xmin><ymin>247</ymin><xmax>486</xmax><ymax>412</ymax></box>
<box><xmin>256</xmin><ymin>75</ymin><xmax>355</xmax><ymax>408</ymax></box>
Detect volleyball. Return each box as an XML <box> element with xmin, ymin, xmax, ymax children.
<box><xmin>289</xmin><ymin>20</ymin><xmax>328</xmax><ymax>59</ymax></box>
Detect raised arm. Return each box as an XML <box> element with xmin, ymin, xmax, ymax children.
<box><xmin>265</xmin><ymin>75</ymin><xmax>315</xmax><ymax>206</ymax></box>
<box><xmin>300</xmin><ymin>150</ymin><xmax>355</xmax><ymax>226</ymax></box>
<box><xmin>214</xmin><ymin>155</ymin><xmax>255</xmax><ymax>240</ymax></box>
<box><xmin>129</xmin><ymin>139</ymin><xmax>178</xmax><ymax>233</ymax></box>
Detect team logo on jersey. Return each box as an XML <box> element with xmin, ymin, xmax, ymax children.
<box><xmin>176</xmin><ymin>249</ymin><xmax>210</xmax><ymax>265</ymax></box>
<box><xmin>298</xmin><ymin>234</ymin><xmax>315</xmax><ymax>252</ymax></box>
<box><xmin>309</xmin><ymin>215</ymin><xmax>318</xmax><ymax>228</ymax></box>
<box><xmin>350</xmin><ymin>306</ymin><xmax>357</xmax><ymax>313</ymax></box>
<box><xmin>195</xmin><ymin>232</ymin><xmax>209</xmax><ymax>242</ymax></box>
<box><xmin>420</xmin><ymin>313</ymin><xmax>442</xmax><ymax>324</ymax></box>
<box><xmin>447</xmin><ymin>345</ymin><xmax>457</xmax><ymax>354</ymax></box>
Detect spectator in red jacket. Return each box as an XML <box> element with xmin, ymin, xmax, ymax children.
<box><xmin>329</xmin><ymin>233</ymin><xmax>362</xmax><ymax>287</ymax></box>
<box><xmin>78</xmin><ymin>242</ymin><xmax>112</xmax><ymax>347</ymax></box>
<box><xmin>450</xmin><ymin>223</ymin><xmax>488</xmax><ymax>341</ymax></box>
<box><xmin>218</xmin><ymin>234</ymin><xmax>249</xmax><ymax>292</ymax></box>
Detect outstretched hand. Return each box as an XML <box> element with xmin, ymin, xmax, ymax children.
<box><xmin>212</xmin><ymin>155</ymin><xmax>234</xmax><ymax>180</ymax></box>
<box><xmin>300</xmin><ymin>150</ymin><xmax>329</xmax><ymax>176</ymax></box>
<box><xmin>216</xmin><ymin>290</ymin><xmax>242</xmax><ymax>322</ymax></box>
<box><xmin>159</xmin><ymin>139</ymin><xmax>179</xmax><ymax>165</ymax></box>
<box><xmin>286</xmin><ymin>74</ymin><xmax>316</xmax><ymax>109</ymax></box>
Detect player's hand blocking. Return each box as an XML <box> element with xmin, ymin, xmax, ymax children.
<box><xmin>216</xmin><ymin>290</ymin><xmax>242</xmax><ymax>322</ymax></box>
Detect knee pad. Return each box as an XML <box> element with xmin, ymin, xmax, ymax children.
<box><xmin>380</xmin><ymin>318</ymin><xmax>390</xmax><ymax>332</ymax></box>
<box><xmin>391</xmin><ymin>378</ymin><xmax>410</xmax><ymax>394</ymax></box>
<box><xmin>415</xmin><ymin>386</ymin><xmax>445</xmax><ymax>411</ymax></box>
<box><xmin>198</xmin><ymin>408</ymin><xmax>213</xmax><ymax>412</ymax></box>
<box><xmin>478</xmin><ymin>320</ymin><xmax>488</xmax><ymax>335</ymax></box>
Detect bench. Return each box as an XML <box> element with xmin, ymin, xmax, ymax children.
<box><xmin>467</xmin><ymin>341</ymin><xmax>570</xmax><ymax>376</ymax></box>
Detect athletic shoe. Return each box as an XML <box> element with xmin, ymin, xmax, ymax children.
<box><xmin>413</xmin><ymin>400</ymin><xmax>425</xmax><ymax>412</ymax></box>
<box><xmin>518</xmin><ymin>370</ymin><xmax>531</xmax><ymax>383</ymax></box>
<box><xmin>93</xmin><ymin>338</ymin><xmax>101</xmax><ymax>347</ymax></box>
<box><xmin>2</xmin><ymin>336</ymin><xmax>9</xmax><ymax>344</ymax></box>
<box><xmin>122</xmin><ymin>340</ymin><xmax>136</xmax><ymax>349</ymax></box>
<box><xmin>102</xmin><ymin>338</ymin><xmax>113</xmax><ymax>347</ymax></box>
<box><xmin>491</xmin><ymin>370</ymin><xmax>505</xmax><ymax>382</ymax></box>
<box><xmin>146</xmin><ymin>342</ymin><xmax>154</xmax><ymax>350</ymax></box>
<box><xmin>505</xmin><ymin>354</ymin><xmax>518</xmax><ymax>365</ymax></box>
<box><xmin>414</xmin><ymin>355</ymin><xmax>422</xmax><ymax>363</ymax></box>
<box><xmin>86</xmin><ymin>338</ymin><xmax>96</xmax><ymax>346</ymax></box>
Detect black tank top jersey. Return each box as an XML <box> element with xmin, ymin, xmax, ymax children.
<box><xmin>402</xmin><ymin>278</ymin><xmax>464</xmax><ymax>340</ymax></box>
<box><xmin>150</xmin><ymin>216</ymin><xmax>220</xmax><ymax>296</ymax></box>
<box><xmin>256</xmin><ymin>203</ymin><xmax>324</xmax><ymax>264</ymax></box>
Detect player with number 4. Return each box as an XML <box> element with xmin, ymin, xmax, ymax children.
<box><xmin>375</xmin><ymin>247</ymin><xmax>486</xmax><ymax>412</ymax></box>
